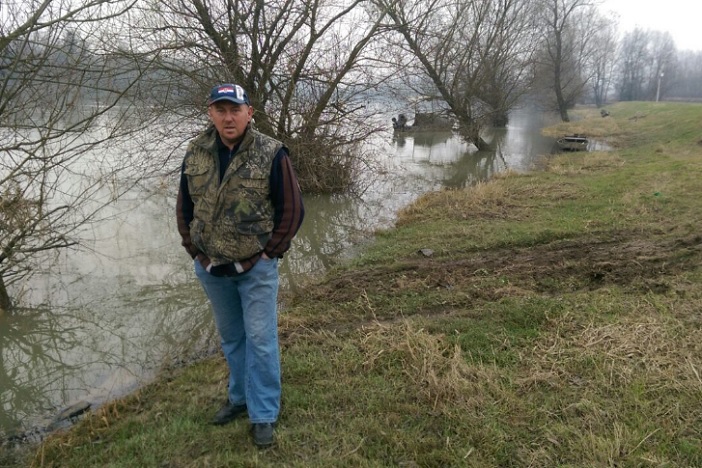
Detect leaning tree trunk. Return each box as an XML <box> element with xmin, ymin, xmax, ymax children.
<box><xmin>458</xmin><ymin>122</ymin><xmax>491</xmax><ymax>151</ymax></box>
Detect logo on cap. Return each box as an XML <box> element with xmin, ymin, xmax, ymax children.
<box><xmin>209</xmin><ymin>84</ymin><xmax>249</xmax><ymax>105</ymax></box>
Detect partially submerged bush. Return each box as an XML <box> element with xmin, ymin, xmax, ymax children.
<box><xmin>286</xmin><ymin>135</ymin><xmax>361</xmax><ymax>194</ymax></box>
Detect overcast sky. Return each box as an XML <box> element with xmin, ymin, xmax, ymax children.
<box><xmin>601</xmin><ymin>0</ymin><xmax>702</xmax><ymax>51</ymax></box>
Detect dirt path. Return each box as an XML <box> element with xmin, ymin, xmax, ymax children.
<box><xmin>309</xmin><ymin>232</ymin><xmax>702</xmax><ymax>305</ymax></box>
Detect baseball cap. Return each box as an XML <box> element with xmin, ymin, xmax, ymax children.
<box><xmin>208</xmin><ymin>84</ymin><xmax>250</xmax><ymax>105</ymax></box>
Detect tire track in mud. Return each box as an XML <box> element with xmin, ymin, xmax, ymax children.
<box><xmin>314</xmin><ymin>233</ymin><xmax>702</xmax><ymax>301</ymax></box>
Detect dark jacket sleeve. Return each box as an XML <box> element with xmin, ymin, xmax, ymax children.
<box><xmin>264</xmin><ymin>148</ymin><xmax>305</xmax><ymax>258</ymax></box>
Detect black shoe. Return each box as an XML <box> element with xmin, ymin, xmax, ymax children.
<box><xmin>211</xmin><ymin>402</ymin><xmax>247</xmax><ymax>426</ymax></box>
<box><xmin>250</xmin><ymin>422</ymin><xmax>275</xmax><ymax>448</ymax></box>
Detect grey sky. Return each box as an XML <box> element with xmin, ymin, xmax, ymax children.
<box><xmin>603</xmin><ymin>0</ymin><xmax>702</xmax><ymax>51</ymax></box>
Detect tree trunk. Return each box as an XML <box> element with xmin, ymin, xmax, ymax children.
<box><xmin>0</xmin><ymin>276</ymin><xmax>10</xmax><ymax>316</ymax></box>
<box><xmin>458</xmin><ymin>124</ymin><xmax>490</xmax><ymax>151</ymax></box>
<box><xmin>492</xmin><ymin>112</ymin><xmax>509</xmax><ymax>127</ymax></box>
<box><xmin>554</xmin><ymin>65</ymin><xmax>570</xmax><ymax>122</ymax></box>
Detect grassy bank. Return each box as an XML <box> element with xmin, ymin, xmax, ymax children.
<box><xmin>19</xmin><ymin>102</ymin><xmax>702</xmax><ymax>467</ymax></box>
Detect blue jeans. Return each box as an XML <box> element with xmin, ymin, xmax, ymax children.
<box><xmin>194</xmin><ymin>257</ymin><xmax>280</xmax><ymax>424</ymax></box>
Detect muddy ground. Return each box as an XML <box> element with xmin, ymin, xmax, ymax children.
<box><xmin>298</xmin><ymin>231</ymin><xmax>702</xmax><ymax>323</ymax></box>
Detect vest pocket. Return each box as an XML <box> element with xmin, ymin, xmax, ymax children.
<box><xmin>235</xmin><ymin>218</ymin><xmax>273</xmax><ymax>236</ymax></box>
<box><xmin>184</xmin><ymin>163</ymin><xmax>212</xmax><ymax>197</ymax></box>
<box><xmin>232</xmin><ymin>178</ymin><xmax>273</xmax><ymax>234</ymax></box>
<box><xmin>238</xmin><ymin>177</ymin><xmax>269</xmax><ymax>192</ymax></box>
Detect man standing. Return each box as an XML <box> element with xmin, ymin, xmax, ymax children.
<box><xmin>176</xmin><ymin>83</ymin><xmax>304</xmax><ymax>448</ymax></box>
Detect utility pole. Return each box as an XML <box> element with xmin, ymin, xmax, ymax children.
<box><xmin>656</xmin><ymin>72</ymin><xmax>664</xmax><ymax>102</ymax></box>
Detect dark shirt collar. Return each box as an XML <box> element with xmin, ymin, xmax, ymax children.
<box><xmin>215</xmin><ymin>132</ymin><xmax>245</xmax><ymax>183</ymax></box>
<box><xmin>215</xmin><ymin>132</ymin><xmax>243</xmax><ymax>155</ymax></box>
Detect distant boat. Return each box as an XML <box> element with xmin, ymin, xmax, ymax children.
<box><xmin>391</xmin><ymin>112</ymin><xmax>453</xmax><ymax>132</ymax></box>
<box><xmin>556</xmin><ymin>134</ymin><xmax>588</xmax><ymax>151</ymax></box>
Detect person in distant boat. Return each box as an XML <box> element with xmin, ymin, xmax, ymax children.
<box><xmin>392</xmin><ymin>113</ymin><xmax>408</xmax><ymax>130</ymax></box>
<box><xmin>176</xmin><ymin>83</ymin><xmax>304</xmax><ymax>448</ymax></box>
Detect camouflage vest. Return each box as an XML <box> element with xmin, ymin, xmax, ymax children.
<box><xmin>183</xmin><ymin>126</ymin><xmax>282</xmax><ymax>265</ymax></box>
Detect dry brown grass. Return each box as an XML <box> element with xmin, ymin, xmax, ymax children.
<box><xmin>525</xmin><ymin>306</ymin><xmax>702</xmax><ymax>389</ymax></box>
<box><xmin>546</xmin><ymin>151</ymin><xmax>626</xmax><ymax>175</ymax></box>
<box><xmin>358</xmin><ymin>319</ymin><xmax>501</xmax><ymax>411</ymax></box>
<box><xmin>541</xmin><ymin>107</ymin><xmax>624</xmax><ymax>141</ymax></box>
<box><xmin>396</xmin><ymin>173</ymin><xmax>527</xmax><ymax>226</ymax></box>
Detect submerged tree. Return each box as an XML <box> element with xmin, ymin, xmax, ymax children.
<box><xmin>375</xmin><ymin>0</ymin><xmax>535</xmax><ymax>148</ymax></box>
<box><xmin>0</xmin><ymin>0</ymin><xmax>158</xmax><ymax>314</ymax></box>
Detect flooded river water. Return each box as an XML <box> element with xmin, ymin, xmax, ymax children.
<box><xmin>0</xmin><ymin>108</ymin><xmax>561</xmax><ymax>440</ymax></box>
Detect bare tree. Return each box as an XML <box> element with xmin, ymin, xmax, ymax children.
<box><xmin>0</xmin><ymin>0</ymin><xmax>158</xmax><ymax>314</ymax></box>
<box><xmin>671</xmin><ymin>50</ymin><xmax>702</xmax><ymax>100</ymax></box>
<box><xmin>615</xmin><ymin>28</ymin><xmax>676</xmax><ymax>102</ymax></box>
<box><xmin>471</xmin><ymin>0</ymin><xmax>539</xmax><ymax>127</ymax></box>
<box><xmin>588</xmin><ymin>14</ymin><xmax>618</xmax><ymax>107</ymax></box>
<box><xmin>135</xmin><ymin>0</ymin><xmax>392</xmax><ymax>193</ymax></box>
<box><xmin>616</xmin><ymin>28</ymin><xmax>651</xmax><ymax>101</ymax></box>
<box><xmin>375</xmin><ymin>0</ymin><xmax>536</xmax><ymax>148</ymax></box>
<box><xmin>533</xmin><ymin>0</ymin><xmax>604</xmax><ymax>121</ymax></box>
<box><xmin>647</xmin><ymin>31</ymin><xmax>676</xmax><ymax>101</ymax></box>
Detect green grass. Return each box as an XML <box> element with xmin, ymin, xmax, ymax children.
<box><xmin>17</xmin><ymin>101</ymin><xmax>702</xmax><ymax>467</ymax></box>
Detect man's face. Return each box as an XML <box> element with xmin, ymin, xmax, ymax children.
<box><xmin>208</xmin><ymin>101</ymin><xmax>253</xmax><ymax>147</ymax></box>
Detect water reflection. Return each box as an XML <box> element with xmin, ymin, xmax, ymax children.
<box><xmin>1</xmin><ymin>280</ymin><xmax>217</xmax><ymax>439</ymax></box>
<box><xmin>1</xmin><ymin>106</ymin><xmax>561</xmax><ymax>441</ymax></box>
<box><xmin>1</xmin><ymin>189</ymin><xmax>219</xmax><ymax>440</ymax></box>
<box><xmin>0</xmin><ymin>309</ymin><xmax>74</xmax><ymax>438</ymax></box>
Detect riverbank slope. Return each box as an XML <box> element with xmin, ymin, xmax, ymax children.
<box><xmin>20</xmin><ymin>102</ymin><xmax>702</xmax><ymax>466</ymax></box>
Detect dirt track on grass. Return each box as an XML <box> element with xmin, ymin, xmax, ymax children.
<box><xmin>310</xmin><ymin>232</ymin><xmax>702</xmax><ymax>304</ymax></box>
